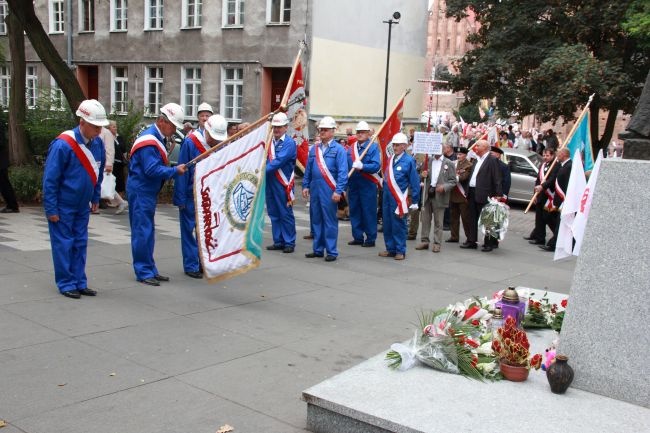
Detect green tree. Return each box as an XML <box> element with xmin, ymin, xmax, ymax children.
<box><xmin>445</xmin><ymin>0</ymin><xmax>650</xmax><ymax>153</ymax></box>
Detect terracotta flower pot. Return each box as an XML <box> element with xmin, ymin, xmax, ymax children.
<box><xmin>500</xmin><ymin>362</ymin><xmax>530</xmax><ymax>382</ymax></box>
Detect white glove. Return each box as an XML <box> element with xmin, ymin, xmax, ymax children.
<box><xmin>352</xmin><ymin>160</ymin><xmax>363</xmax><ymax>170</ymax></box>
<box><xmin>409</xmin><ymin>203</ymin><xmax>419</xmax><ymax>210</ymax></box>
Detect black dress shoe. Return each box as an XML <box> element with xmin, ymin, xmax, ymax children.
<box><xmin>460</xmin><ymin>242</ymin><xmax>477</xmax><ymax>249</ymax></box>
<box><xmin>362</xmin><ymin>242</ymin><xmax>375</xmax><ymax>247</ymax></box>
<box><xmin>154</xmin><ymin>274</ymin><xmax>170</xmax><ymax>282</ymax></box>
<box><xmin>523</xmin><ymin>235</ymin><xmax>534</xmax><ymax>240</ymax></box>
<box><xmin>481</xmin><ymin>245</ymin><xmax>494</xmax><ymax>252</ymax></box>
<box><xmin>445</xmin><ymin>238</ymin><xmax>459</xmax><ymax>243</ymax></box>
<box><xmin>78</xmin><ymin>288</ymin><xmax>97</xmax><ymax>296</ymax></box>
<box><xmin>324</xmin><ymin>255</ymin><xmax>337</xmax><ymax>262</ymax></box>
<box><xmin>266</xmin><ymin>244</ymin><xmax>284</xmax><ymax>250</ymax></box>
<box><xmin>0</xmin><ymin>207</ymin><xmax>19</xmax><ymax>213</ymax></box>
<box><xmin>539</xmin><ymin>245</ymin><xmax>555</xmax><ymax>252</ymax></box>
<box><xmin>303</xmin><ymin>234</ymin><xmax>314</xmax><ymax>240</ymax></box>
<box><xmin>185</xmin><ymin>271</ymin><xmax>203</xmax><ymax>279</ymax></box>
<box><xmin>62</xmin><ymin>290</ymin><xmax>81</xmax><ymax>299</ymax></box>
<box><xmin>347</xmin><ymin>240</ymin><xmax>364</xmax><ymax>246</ymax></box>
<box><xmin>282</xmin><ymin>246</ymin><xmax>295</xmax><ymax>253</ymax></box>
<box><xmin>529</xmin><ymin>240</ymin><xmax>545</xmax><ymax>245</ymax></box>
<box><xmin>305</xmin><ymin>252</ymin><xmax>324</xmax><ymax>258</ymax></box>
<box><xmin>407</xmin><ymin>235</ymin><xmax>416</xmax><ymax>240</ymax></box>
<box><xmin>139</xmin><ymin>278</ymin><xmax>160</xmax><ymax>286</ymax></box>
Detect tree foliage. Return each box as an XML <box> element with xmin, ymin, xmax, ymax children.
<box><xmin>444</xmin><ymin>0</ymin><xmax>650</xmax><ymax>151</ymax></box>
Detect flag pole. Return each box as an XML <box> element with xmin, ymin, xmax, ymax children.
<box><xmin>280</xmin><ymin>43</ymin><xmax>305</xmax><ymax>107</ymax></box>
<box><xmin>523</xmin><ymin>93</ymin><xmax>595</xmax><ymax>214</ymax></box>
<box><xmin>347</xmin><ymin>88</ymin><xmax>410</xmax><ymax>177</ymax></box>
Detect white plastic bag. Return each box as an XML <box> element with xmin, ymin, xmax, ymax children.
<box><xmin>101</xmin><ymin>173</ymin><xmax>117</xmax><ymax>199</ymax></box>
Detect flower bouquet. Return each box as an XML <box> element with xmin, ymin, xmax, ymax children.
<box><xmin>522</xmin><ymin>292</ymin><xmax>568</xmax><ymax>333</ymax></box>
<box><xmin>386</xmin><ymin>297</ymin><xmax>500</xmax><ymax>381</ymax></box>
<box><xmin>479</xmin><ymin>197</ymin><xmax>509</xmax><ymax>241</ymax></box>
<box><xmin>493</xmin><ymin>316</ymin><xmax>542</xmax><ymax>381</ymax></box>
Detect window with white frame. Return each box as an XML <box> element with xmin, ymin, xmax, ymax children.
<box><xmin>183</xmin><ymin>0</ymin><xmax>202</xmax><ymax>28</ymax></box>
<box><xmin>267</xmin><ymin>0</ymin><xmax>290</xmax><ymax>24</ymax></box>
<box><xmin>182</xmin><ymin>67</ymin><xmax>202</xmax><ymax>118</ymax></box>
<box><xmin>110</xmin><ymin>0</ymin><xmax>128</xmax><ymax>31</ymax></box>
<box><xmin>50</xmin><ymin>77</ymin><xmax>64</xmax><ymax>110</ymax></box>
<box><xmin>144</xmin><ymin>67</ymin><xmax>164</xmax><ymax>116</ymax></box>
<box><xmin>0</xmin><ymin>66</ymin><xmax>10</xmax><ymax>107</ymax></box>
<box><xmin>221</xmin><ymin>67</ymin><xmax>243</xmax><ymax>121</ymax></box>
<box><xmin>49</xmin><ymin>0</ymin><xmax>65</xmax><ymax>34</ymax></box>
<box><xmin>223</xmin><ymin>0</ymin><xmax>244</xmax><ymax>27</ymax></box>
<box><xmin>112</xmin><ymin>66</ymin><xmax>129</xmax><ymax>114</ymax></box>
<box><xmin>144</xmin><ymin>0</ymin><xmax>163</xmax><ymax>30</ymax></box>
<box><xmin>0</xmin><ymin>1</ymin><xmax>8</xmax><ymax>35</ymax></box>
<box><xmin>79</xmin><ymin>0</ymin><xmax>95</xmax><ymax>32</ymax></box>
<box><xmin>26</xmin><ymin>66</ymin><xmax>38</xmax><ymax>108</ymax></box>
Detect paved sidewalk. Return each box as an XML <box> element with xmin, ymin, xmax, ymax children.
<box><xmin>0</xmin><ymin>201</ymin><xmax>575</xmax><ymax>433</ymax></box>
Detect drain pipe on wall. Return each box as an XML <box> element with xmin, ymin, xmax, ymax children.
<box><xmin>66</xmin><ymin>0</ymin><xmax>73</xmax><ymax>66</ymax></box>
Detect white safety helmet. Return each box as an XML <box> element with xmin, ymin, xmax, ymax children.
<box><xmin>76</xmin><ymin>99</ymin><xmax>109</xmax><ymax>127</ymax></box>
<box><xmin>271</xmin><ymin>112</ymin><xmax>289</xmax><ymax>126</ymax></box>
<box><xmin>318</xmin><ymin>116</ymin><xmax>337</xmax><ymax>129</ymax></box>
<box><xmin>197</xmin><ymin>102</ymin><xmax>213</xmax><ymax>115</ymax></box>
<box><xmin>204</xmin><ymin>114</ymin><xmax>228</xmax><ymax>141</ymax></box>
<box><xmin>391</xmin><ymin>132</ymin><xmax>409</xmax><ymax>145</ymax></box>
<box><xmin>355</xmin><ymin>121</ymin><xmax>370</xmax><ymax>132</ymax></box>
<box><xmin>160</xmin><ymin>103</ymin><xmax>185</xmax><ymax>129</ymax></box>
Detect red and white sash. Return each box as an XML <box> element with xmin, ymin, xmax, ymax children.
<box><xmin>130</xmin><ymin>133</ymin><xmax>169</xmax><ymax>165</ymax></box>
<box><xmin>385</xmin><ymin>155</ymin><xmax>409</xmax><ymax>217</ymax></box>
<box><xmin>538</xmin><ymin>163</ymin><xmax>555</xmax><ymax>210</ymax></box>
<box><xmin>57</xmin><ymin>131</ymin><xmax>99</xmax><ymax>186</ymax></box>
<box><xmin>188</xmin><ymin>130</ymin><xmax>209</xmax><ymax>154</ymax></box>
<box><xmin>268</xmin><ymin>139</ymin><xmax>295</xmax><ymax>204</ymax></box>
<box><xmin>315</xmin><ymin>144</ymin><xmax>337</xmax><ymax>191</ymax></box>
<box><xmin>554</xmin><ymin>177</ymin><xmax>566</xmax><ymax>206</ymax></box>
<box><xmin>352</xmin><ymin>142</ymin><xmax>382</xmax><ymax>186</ymax></box>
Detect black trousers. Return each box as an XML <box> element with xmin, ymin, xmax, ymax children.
<box><xmin>542</xmin><ymin>210</ymin><xmax>559</xmax><ymax>248</ymax></box>
<box><xmin>0</xmin><ymin>168</ymin><xmax>18</xmax><ymax>210</ymax></box>
<box><xmin>530</xmin><ymin>198</ymin><xmax>546</xmax><ymax>242</ymax></box>
<box><xmin>468</xmin><ymin>187</ymin><xmax>496</xmax><ymax>247</ymax></box>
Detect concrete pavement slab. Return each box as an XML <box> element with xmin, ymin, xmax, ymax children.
<box><xmin>0</xmin><ymin>271</ymin><xmax>59</xmax><ymax>305</ymax></box>
<box><xmin>4</xmin><ymin>291</ymin><xmax>177</xmax><ymax>337</ymax></box>
<box><xmin>0</xmin><ymin>309</ymin><xmax>65</xmax><ymax>351</ymax></box>
<box><xmin>77</xmin><ymin>316</ymin><xmax>273</xmax><ymax>376</ymax></box>
<box><xmin>13</xmin><ymin>378</ymin><xmax>305</xmax><ymax>433</ymax></box>
<box><xmin>0</xmin><ymin>339</ymin><xmax>167</xmax><ymax>421</ymax></box>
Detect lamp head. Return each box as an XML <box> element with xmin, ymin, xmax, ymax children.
<box><xmin>392</xmin><ymin>11</ymin><xmax>401</xmax><ymax>20</ymax></box>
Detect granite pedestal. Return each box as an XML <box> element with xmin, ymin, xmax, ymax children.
<box><xmin>558</xmin><ymin>158</ymin><xmax>650</xmax><ymax>408</ymax></box>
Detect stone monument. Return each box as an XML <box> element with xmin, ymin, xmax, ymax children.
<box><xmin>619</xmin><ymin>70</ymin><xmax>650</xmax><ymax>160</ymax></box>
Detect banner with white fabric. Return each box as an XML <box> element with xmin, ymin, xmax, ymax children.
<box><xmin>194</xmin><ymin>122</ymin><xmax>269</xmax><ymax>281</ymax></box>
<box><xmin>571</xmin><ymin>150</ymin><xmax>604</xmax><ymax>256</ymax></box>
<box><xmin>554</xmin><ymin>152</ymin><xmax>586</xmax><ymax>261</ymax></box>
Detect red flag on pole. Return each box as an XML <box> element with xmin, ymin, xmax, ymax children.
<box><xmin>282</xmin><ymin>58</ymin><xmax>309</xmax><ymax>171</ymax></box>
<box><xmin>377</xmin><ymin>96</ymin><xmax>405</xmax><ymax>172</ymax></box>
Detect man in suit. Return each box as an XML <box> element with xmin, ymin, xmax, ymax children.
<box><xmin>540</xmin><ymin>148</ymin><xmax>571</xmax><ymax>252</ymax></box>
<box><xmin>460</xmin><ymin>139</ymin><xmax>503</xmax><ymax>252</ymax></box>
<box><xmin>447</xmin><ymin>148</ymin><xmax>473</xmax><ymax>243</ymax></box>
<box><xmin>415</xmin><ymin>144</ymin><xmax>457</xmax><ymax>253</ymax></box>
<box><xmin>525</xmin><ymin>148</ymin><xmax>557</xmax><ymax>245</ymax></box>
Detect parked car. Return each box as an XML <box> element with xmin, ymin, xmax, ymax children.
<box><xmin>501</xmin><ymin>149</ymin><xmax>542</xmax><ymax>204</ymax></box>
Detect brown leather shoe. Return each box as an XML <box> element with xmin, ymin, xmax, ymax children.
<box><xmin>431</xmin><ymin>244</ymin><xmax>441</xmax><ymax>253</ymax></box>
<box><xmin>378</xmin><ymin>251</ymin><xmax>396</xmax><ymax>257</ymax></box>
<box><xmin>303</xmin><ymin>234</ymin><xmax>314</xmax><ymax>240</ymax></box>
<box><xmin>415</xmin><ymin>243</ymin><xmax>429</xmax><ymax>250</ymax></box>
<box><xmin>394</xmin><ymin>254</ymin><xmax>405</xmax><ymax>260</ymax></box>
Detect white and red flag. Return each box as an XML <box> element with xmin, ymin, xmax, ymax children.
<box><xmin>554</xmin><ymin>152</ymin><xmax>586</xmax><ymax>261</ymax></box>
<box><xmin>571</xmin><ymin>150</ymin><xmax>603</xmax><ymax>256</ymax></box>
<box><xmin>282</xmin><ymin>51</ymin><xmax>309</xmax><ymax>171</ymax></box>
<box><xmin>377</xmin><ymin>93</ymin><xmax>407</xmax><ymax>172</ymax></box>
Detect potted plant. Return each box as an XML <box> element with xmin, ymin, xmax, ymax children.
<box><xmin>492</xmin><ymin>316</ymin><xmax>542</xmax><ymax>381</ymax></box>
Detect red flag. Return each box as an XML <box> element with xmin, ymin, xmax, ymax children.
<box><xmin>377</xmin><ymin>97</ymin><xmax>404</xmax><ymax>171</ymax></box>
<box><xmin>284</xmin><ymin>62</ymin><xmax>309</xmax><ymax>171</ymax></box>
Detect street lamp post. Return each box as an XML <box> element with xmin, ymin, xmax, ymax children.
<box><xmin>383</xmin><ymin>11</ymin><xmax>401</xmax><ymax>120</ymax></box>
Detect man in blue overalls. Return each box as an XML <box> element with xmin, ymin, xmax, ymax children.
<box><xmin>128</xmin><ymin>103</ymin><xmax>188</xmax><ymax>286</ymax></box>
<box><xmin>265</xmin><ymin>112</ymin><xmax>297</xmax><ymax>253</ymax></box>
<box><xmin>43</xmin><ymin>99</ymin><xmax>108</xmax><ymax>298</ymax></box>
<box><xmin>379</xmin><ymin>133</ymin><xmax>420</xmax><ymax>260</ymax></box>
<box><xmin>302</xmin><ymin>116</ymin><xmax>348</xmax><ymax>262</ymax></box>
<box><xmin>173</xmin><ymin>104</ymin><xmax>225</xmax><ymax>278</ymax></box>
<box><xmin>347</xmin><ymin>120</ymin><xmax>381</xmax><ymax>247</ymax></box>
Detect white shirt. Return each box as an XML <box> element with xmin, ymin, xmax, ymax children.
<box><xmin>430</xmin><ymin>157</ymin><xmax>442</xmax><ymax>187</ymax></box>
<box><xmin>469</xmin><ymin>152</ymin><xmax>488</xmax><ymax>187</ymax></box>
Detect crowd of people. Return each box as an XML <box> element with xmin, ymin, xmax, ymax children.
<box><xmin>41</xmin><ymin>99</ymin><xmax>573</xmax><ymax>299</ymax></box>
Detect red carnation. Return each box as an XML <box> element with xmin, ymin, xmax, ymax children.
<box><xmin>561</xmin><ymin>299</ymin><xmax>568</xmax><ymax>308</ymax></box>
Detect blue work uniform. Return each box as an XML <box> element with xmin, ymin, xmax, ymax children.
<box><xmin>43</xmin><ymin>127</ymin><xmax>105</xmax><ymax>294</ymax></box>
<box><xmin>302</xmin><ymin>140</ymin><xmax>348</xmax><ymax>257</ymax></box>
<box><xmin>382</xmin><ymin>153</ymin><xmax>420</xmax><ymax>256</ymax></box>
<box><xmin>127</xmin><ymin>124</ymin><xmax>179</xmax><ymax>281</ymax></box>
<box><xmin>265</xmin><ymin>133</ymin><xmax>297</xmax><ymax>248</ymax></box>
<box><xmin>347</xmin><ymin>139</ymin><xmax>381</xmax><ymax>244</ymax></box>
<box><xmin>172</xmin><ymin>129</ymin><xmax>206</xmax><ymax>273</ymax></box>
